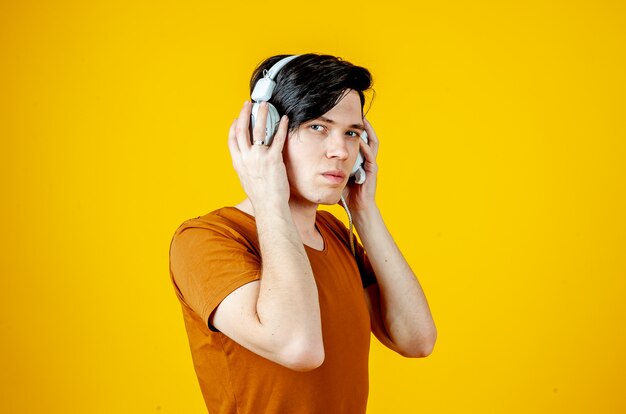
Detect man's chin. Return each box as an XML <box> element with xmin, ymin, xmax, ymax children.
<box><xmin>318</xmin><ymin>193</ymin><xmax>343</xmax><ymax>206</ymax></box>
<box><xmin>295</xmin><ymin>185</ymin><xmax>346</xmax><ymax>206</ymax></box>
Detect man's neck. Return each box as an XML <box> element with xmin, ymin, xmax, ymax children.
<box><xmin>234</xmin><ymin>198</ymin><xmax>321</xmax><ymax>248</ymax></box>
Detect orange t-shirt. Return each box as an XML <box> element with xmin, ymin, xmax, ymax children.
<box><xmin>169</xmin><ymin>207</ymin><xmax>376</xmax><ymax>413</ymax></box>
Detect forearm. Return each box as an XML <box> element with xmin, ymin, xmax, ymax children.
<box><xmin>222</xmin><ymin>102</ymin><xmax>323</xmax><ymax>369</ymax></box>
<box><xmin>354</xmin><ymin>206</ymin><xmax>437</xmax><ymax>355</ymax></box>
<box><xmin>254</xmin><ymin>203</ymin><xmax>323</xmax><ymax>355</ymax></box>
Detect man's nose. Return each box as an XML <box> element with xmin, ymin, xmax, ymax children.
<box><xmin>326</xmin><ymin>132</ymin><xmax>349</xmax><ymax>160</ymax></box>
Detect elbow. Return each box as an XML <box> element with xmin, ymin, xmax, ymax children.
<box><xmin>278</xmin><ymin>338</ymin><xmax>325</xmax><ymax>372</ymax></box>
<box><xmin>403</xmin><ymin>342</ymin><xmax>435</xmax><ymax>358</ymax></box>
<box><xmin>400</xmin><ymin>330</ymin><xmax>437</xmax><ymax>359</ymax></box>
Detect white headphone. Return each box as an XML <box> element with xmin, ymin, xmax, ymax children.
<box><xmin>250</xmin><ymin>54</ymin><xmax>367</xmax><ymax>184</ymax></box>
<box><xmin>250</xmin><ymin>55</ymin><xmax>299</xmax><ymax>144</ymax></box>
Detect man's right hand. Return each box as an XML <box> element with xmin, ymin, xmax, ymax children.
<box><xmin>228</xmin><ymin>101</ymin><xmax>290</xmax><ymax>212</ymax></box>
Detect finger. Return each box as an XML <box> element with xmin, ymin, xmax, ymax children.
<box><xmin>253</xmin><ymin>101</ymin><xmax>269</xmax><ymax>143</ymax></box>
<box><xmin>228</xmin><ymin>118</ymin><xmax>239</xmax><ymax>155</ymax></box>
<box><xmin>359</xmin><ymin>135</ymin><xmax>376</xmax><ymax>164</ymax></box>
<box><xmin>228</xmin><ymin>119</ymin><xmax>242</xmax><ymax>167</ymax></box>
<box><xmin>270</xmin><ymin>115</ymin><xmax>289</xmax><ymax>154</ymax></box>
<box><xmin>235</xmin><ymin>101</ymin><xmax>252</xmax><ymax>151</ymax></box>
<box><xmin>363</xmin><ymin>118</ymin><xmax>379</xmax><ymax>156</ymax></box>
<box><xmin>358</xmin><ymin>131</ymin><xmax>379</xmax><ymax>177</ymax></box>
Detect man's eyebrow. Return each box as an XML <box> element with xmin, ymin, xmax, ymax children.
<box><xmin>317</xmin><ymin>116</ymin><xmax>365</xmax><ymax>130</ymax></box>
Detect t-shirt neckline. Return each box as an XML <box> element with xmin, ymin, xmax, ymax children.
<box><xmin>223</xmin><ymin>206</ymin><xmax>328</xmax><ymax>254</ymax></box>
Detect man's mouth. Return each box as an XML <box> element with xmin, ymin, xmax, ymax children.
<box><xmin>321</xmin><ymin>170</ymin><xmax>347</xmax><ymax>184</ymax></box>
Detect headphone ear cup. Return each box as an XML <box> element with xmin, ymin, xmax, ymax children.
<box><xmin>351</xmin><ymin>152</ymin><xmax>363</xmax><ymax>175</ymax></box>
<box><xmin>250</xmin><ymin>102</ymin><xmax>281</xmax><ymax>145</ymax></box>
<box><xmin>350</xmin><ymin>131</ymin><xmax>368</xmax><ymax>184</ymax></box>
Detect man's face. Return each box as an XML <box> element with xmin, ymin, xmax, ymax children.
<box><xmin>283</xmin><ymin>89</ymin><xmax>364</xmax><ymax>206</ymax></box>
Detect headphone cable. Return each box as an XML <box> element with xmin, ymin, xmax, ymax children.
<box><xmin>339</xmin><ymin>195</ymin><xmax>356</xmax><ymax>256</ymax></box>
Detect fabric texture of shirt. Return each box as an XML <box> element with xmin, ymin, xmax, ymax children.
<box><xmin>169</xmin><ymin>207</ymin><xmax>376</xmax><ymax>413</ymax></box>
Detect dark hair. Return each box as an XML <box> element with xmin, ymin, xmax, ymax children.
<box><xmin>249</xmin><ymin>54</ymin><xmax>373</xmax><ymax>132</ymax></box>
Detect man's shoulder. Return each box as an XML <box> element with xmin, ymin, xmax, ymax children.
<box><xmin>316</xmin><ymin>209</ymin><xmax>342</xmax><ymax>226</ymax></box>
<box><xmin>173</xmin><ymin>207</ymin><xmax>256</xmax><ymax>241</ymax></box>
<box><xmin>316</xmin><ymin>210</ymin><xmax>350</xmax><ymax>240</ymax></box>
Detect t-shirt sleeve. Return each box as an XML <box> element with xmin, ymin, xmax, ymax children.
<box><xmin>169</xmin><ymin>217</ymin><xmax>262</xmax><ymax>327</ymax></box>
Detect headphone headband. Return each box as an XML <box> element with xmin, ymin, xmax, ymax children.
<box><xmin>251</xmin><ymin>55</ymin><xmax>301</xmax><ymax>102</ymax></box>
<box><xmin>265</xmin><ymin>54</ymin><xmax>300</xmax><ymax>80</ymax></box>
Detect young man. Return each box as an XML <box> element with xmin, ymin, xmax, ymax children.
<box><xmin>169</xmin><ymin>54</ymin><xmax>436</xmax><ymax>413</ymax></box>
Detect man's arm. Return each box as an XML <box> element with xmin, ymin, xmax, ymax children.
<box><xmin>345</xmin><ymin>119</ymin><xmax>437</xmax><ymax>357</ymax></box>
<box><xmin>355</xmin><ymin>207</ymin><xmax>437</xmax><ymax>357</ymax></box>
<box><xmin>211</xmin><ymin>102</ymin><xmax>324</xmax><ymax>371</ymax></box>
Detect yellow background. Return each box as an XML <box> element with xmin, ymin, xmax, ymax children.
<box><xmin>1</xmin><ymin>0</ymin><xmax>625</xmax><ymax>412</ymax></box>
